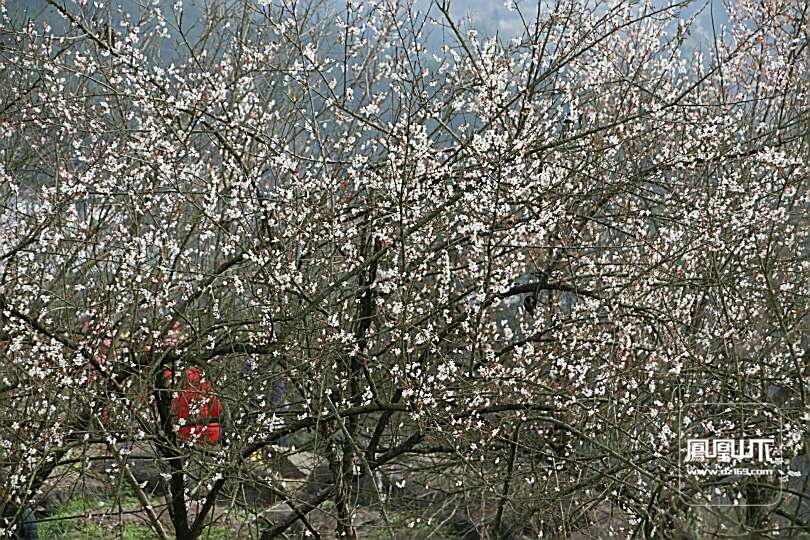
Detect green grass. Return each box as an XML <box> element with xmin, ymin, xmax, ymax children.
<box><xmin>198</xmin><ymin>526</ymin><xmax>233</xmax><ymax>540</ymax></box>
<box><xmin>38</xmin><ymin>496</ymin><xmax>234</xmax><ymax>540</ymax></box>
<box><xmin>37</xmin><ymin>497</ymin><xmax>155</xmax><ymax>539</ymax></box>
<box><xmin>118</xmin><ymin>525</ymin><xmax>231</xmax><ymax>540</ymax></box>
<box><xmin>360</xmin><ymin>511</ymin><xmax>456</xmax><ymax>540</ymax></box>
<box><xmin>37</xmin><ymin>497</ymin><xmax>102</xmax><ymax>538</ymax></box>
<box><xmin>121</xmin><ymin>526</ymin><xmax>160</xmax><ymax>540</ymax></box>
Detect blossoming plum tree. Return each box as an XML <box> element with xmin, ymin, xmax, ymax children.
<box><xmin>0</xmin><ymin>0</ymin><xmax>807</xmax><ymax>538</ymax></box>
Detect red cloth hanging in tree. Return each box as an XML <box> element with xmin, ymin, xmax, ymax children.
<box><xmin>164</xmin><ymin>366</ymin><xmax>223</xmax><ymax>444</ymax></box>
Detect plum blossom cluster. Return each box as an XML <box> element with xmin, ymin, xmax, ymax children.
<box><xmin>0</xmin><ymin>0</ymin><xmax>807</xmax><ymax>538</ymax></box>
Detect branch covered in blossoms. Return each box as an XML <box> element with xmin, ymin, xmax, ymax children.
<box><xmin>0</xmin><ymin>0</ymin><xmax>807</xmax><ymax>538</ymax></box>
